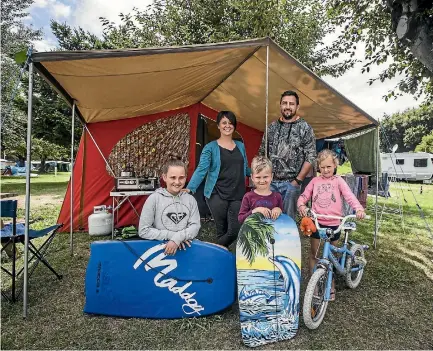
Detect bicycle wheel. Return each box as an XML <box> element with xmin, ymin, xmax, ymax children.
<box><xmin>345</xmin><ymin>244</ymin><xmax>365</xmax><ymax>289</ymax></box>
<box><xmin>303</xmin><ymin>268</ymin><xmax>329</xmax><ymax>330</ymax></box>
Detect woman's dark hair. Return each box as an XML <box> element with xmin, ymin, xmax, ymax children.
<box><xmin>216</xmin><ymin>110</ymin><xmax>237</xmax><ymax>130</ymax></box>
<box><xmin>280</xmin><ymin>90</ymin><xmax>299</xmax><ymax>105</ymax></box>
<box><xmin>161</xmin><ymin>155</ymin><xmax>187</xmax><ymax>175</ymax></box>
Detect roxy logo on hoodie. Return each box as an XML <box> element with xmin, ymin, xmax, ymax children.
<box><xmin>163</xmin><ymin>204</ymin><xmax>188</xmax><ymax>228</ymax></box>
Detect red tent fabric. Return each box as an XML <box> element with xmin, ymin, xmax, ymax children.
<box><xmin>57</xmin><ymin>103</ymin><xmax>263</xmax><ymax>232</ymax></box>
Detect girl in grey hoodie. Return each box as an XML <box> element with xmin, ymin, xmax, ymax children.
<box><xmin>138</xmin><ymin>159</ymin><xmax>201</xmax><ymax>255</ymax></box>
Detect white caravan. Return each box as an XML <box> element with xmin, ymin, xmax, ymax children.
<box><xmin>381</xmin><ymin>152</ymin><xmax>433</xmax><ymax>181</ymax></box>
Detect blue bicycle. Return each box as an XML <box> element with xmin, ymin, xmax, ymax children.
<box><xmin>302</xmin><ymin>210</ymin><xmax>370</xmax><ymax>329</ymax></box>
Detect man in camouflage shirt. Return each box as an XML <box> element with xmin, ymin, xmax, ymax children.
<box><xmin>258</xmin><ymin>90</ymin><xmax>316</xmax><ymax>219</ymax></box>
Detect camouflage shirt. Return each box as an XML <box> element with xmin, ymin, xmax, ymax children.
<box><xmin>258</xmin><ymin>118</ymin><xmax>316</xmax><ymax>180</ymax></box>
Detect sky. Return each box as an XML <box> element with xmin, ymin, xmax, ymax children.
<box><xmin>25</xmin><ymin>0</ymin><xmax>422</xmax><ymax>121</ymax></box>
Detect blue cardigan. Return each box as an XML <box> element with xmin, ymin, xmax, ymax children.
<box><xmin>187</xmin><ymin>140</ymin><xmax>251</xmax><ymax>199</ymax></box>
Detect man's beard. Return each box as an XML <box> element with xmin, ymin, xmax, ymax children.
<box><xmin>281</xmin><ymin>109</ymin><xmax>296</xmax><ymax>119</ymax></box>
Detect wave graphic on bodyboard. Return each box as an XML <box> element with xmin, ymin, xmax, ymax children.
<box><xmin>236</xmin><ymin>213</ymin><xmax>301</xmax><ymax>347</ymax></box>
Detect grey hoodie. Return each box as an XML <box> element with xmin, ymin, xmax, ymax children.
<box><xmin>138</xmin><ymin>188</ymin><xmax>201</xmax><ymax>246</ymax></box>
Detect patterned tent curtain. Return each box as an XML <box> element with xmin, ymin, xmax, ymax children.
<box><xmin>107</xmin><ymin>113</ymin><xmax>190</xmax><ymax>178</ymax></box>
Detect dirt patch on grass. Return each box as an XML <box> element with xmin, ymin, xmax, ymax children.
<box><xmin>16</xmin><ymin>194</ymin><xmax>63</xmax><ymax>207</ymax></box>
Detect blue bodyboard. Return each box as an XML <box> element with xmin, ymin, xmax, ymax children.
<box><xmin>84</xmin><ymin>240</ymin><xmax>236</xmax><ymax>319</ymax></box>
<box><xmin>236</xmin><ymin>214</ymin><xmax>302</xmax><ymax>347</ymax></box>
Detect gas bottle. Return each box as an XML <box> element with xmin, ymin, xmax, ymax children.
<box><xmin>88</xmin><ymin>205</ymin><xmax>112</xmax><ymax>236</ymax></box>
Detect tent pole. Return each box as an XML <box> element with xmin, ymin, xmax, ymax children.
<box><xmin>23</xmin><ymin>61</ymin><xmax>34</xmax><ymax>318</ymax></box>
<box><xmin>84</xmin><ymin>125</ymin><xmax>116</xmax><ymax>177</ymax></box>
<box><xmin>374</xmin><ymin>126</ymin><xmax>379</xmax><ymax>249</ymax></box>
<box><xmin>70</xmin><ymin>101</ymin><xmax>76</xmax><ymax>255</ymax></box>
<box><xmin>265</xmin><ymin>44</ymin><xmax>269</xmax><ymax>156</ymax></box>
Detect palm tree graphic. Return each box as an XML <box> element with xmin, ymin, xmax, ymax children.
<box><xmin>238</xmin><ymin>213</ymin><xmax>276</xmax><ymax>265</ymax></box>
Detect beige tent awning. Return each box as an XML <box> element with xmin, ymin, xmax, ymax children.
<box><xmin>32</xmin><ymin>37</ymin><xmax>378</xmax><ymax>139</ymax></box>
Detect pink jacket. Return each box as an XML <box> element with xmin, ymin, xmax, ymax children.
<box><xmin>297</xmin><ymin>175</ymin><xmax>364</xmax><ymax>227</ymax></box>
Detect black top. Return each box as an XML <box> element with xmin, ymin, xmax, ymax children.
<box><xmin>213</xmin><ymin>146</ymin><xmax>245</xmax><ymax>201</ymax></box>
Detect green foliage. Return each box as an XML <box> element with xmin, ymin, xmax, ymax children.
<box><xmin>0</xmin><ymin>0</ymin><xmax>41</xmax><ymax>56</ymax></box>
<box><xmin>415</xmin><ymin>131</ymin><xmax>433</xmax><ymax>153</ymax></box>
<box><xmin>50</xmin><ymin>21</ymin><xmax>108</xmax><ymax>50</ymax></box>
<box><xmin>17</xmin><ymin>75</ymin><xmax>82</xmax><ymax>149</ymax></box>
<box><xmin>1</xmin><ymin>0</ymin><xmax>42</xmax><ymax>159</ymax></box>
<box><xmin>380</xmin><ymin>104</ymin><xmax>433</xmax><ymax>152</ymax></box>
<box><xmin>9</xmin><ymin>138</ymin><xmax>69</xmax><ymax>172</ymax></box>
<box><xmin>1</xmin><ymin>1</ymin><xmax>80</xmax><ymax>162</ymax></box>
<box><xmin>326</xmin><ymin>1</ymin><xmax>433</xmax><ymax>102</ymax></box>
<box><xmin>31</xmin><ymin>138</ymin><xmax>69</xmax><ymax>160</ymax></box>
<box><xmin>237</xmin><ymin>213</ymin><xmax>275</xmax><ymax>265</ymax></box>
<box><xmin>14</xmin><ymin>49</ymin><xmax>27</xmax><ymax>64</ymax></box>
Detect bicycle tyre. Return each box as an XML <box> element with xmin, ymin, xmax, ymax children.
<box><xmin>303</xmin><ymin>268</ymin><xmax>329</xmax><ymax>330</ymax></box>
<box><xmin>345</xmin><ymin>244</ymin><xmax>365</xmax><ymax>289</ymax></box>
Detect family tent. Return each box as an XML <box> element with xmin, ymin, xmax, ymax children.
<box><xmin>30</xmin><ymin>37</ymin><xmax>379</xmax><ymax>233</ymax></box>
<box><xmin>19</xmin><ymin>37</ymin><xmax>379</xmax><ymax>315</ymax></box>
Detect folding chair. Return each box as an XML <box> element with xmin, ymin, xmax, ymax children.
<box><xmin>1</xmin><ymin>200</ymin><xmax>63</xmax><ymax>303</ymax></box>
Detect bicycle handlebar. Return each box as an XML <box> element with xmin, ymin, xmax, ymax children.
<box><xmin>309</xmin><ymin>209</ymin><xmax>370</xmax><ymax>234</ymax></box>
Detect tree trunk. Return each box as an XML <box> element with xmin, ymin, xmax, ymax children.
<box><xmin>387</xmin><ymin>0</ymin><xmax>433</xmax><ymax>73</ymax></box>
<box><xmin>39</xmin><ymin>158</ymin><xmax>46</xmax><ymax>173</ymax></box>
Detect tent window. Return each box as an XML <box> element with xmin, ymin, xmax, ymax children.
<box><xmin>396</xmin><ymin>159</ymin><xmax>404</xmax><ymax>165</ymax></box>
<box><xmin>414</xmin><ymin>159</ymin><xmax>427</xmax><ymax>167</ymax></box>
<box><xmin>107</xmin><ymin>113</ymin><xmax>190</xmax><ymax>177</ymax></box>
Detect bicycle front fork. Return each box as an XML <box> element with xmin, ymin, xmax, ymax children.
<box><xmin>325</xmin><ymin>268</ymin><xmax>333</xmax><ymax>301</ymax></box>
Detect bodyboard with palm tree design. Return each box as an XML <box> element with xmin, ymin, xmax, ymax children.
<box><xmin>236</xmin><ymin>213</ymin><xmax>301</xmax><ymax>347</ymax></box>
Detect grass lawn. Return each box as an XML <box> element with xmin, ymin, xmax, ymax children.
<box><xmin>1</xmin><ymin>171</ymin><xmax>433</xmax><ymax>350</ymax></box>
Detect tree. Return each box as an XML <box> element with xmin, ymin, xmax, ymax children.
<box><xmin>1</xmin><ymin>0</ymin><xmax>41</xmax><ymax>159</ymax></box>
<box><xmin>387</xmin><ymin>0</ymin><xmax>433</xmax><ymax>73</ymax></box>
<box><xmin>14</xmin><ymin>74</ymin><xmax>82</xmax><ymax>149</ymax></box>
<box><xmin>379</xmin><ymin>103</ymin><xmax>433</xmax><ymax>152</ymax></box>
<box><xmin>326</xmin><ymin>1</ymin><xmax>433</xmax><ymax>101</ymax></box>
<box><xmin>11</xmin><ymin>138</ymin><xmax>69</xmax><ymax>172</ymax></box>
<box><xmin>415</xmin><ymin>131</ymin><xmax>433</xmax><ymax>153</ymax></box>
<box><xmin>1</xmin><ymin>1</ymin><xmax>81</xmax><ymax>163</ymax></box>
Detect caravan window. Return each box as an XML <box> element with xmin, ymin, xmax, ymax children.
<box><xmin>414</xmin><ymin>159</ymin><xmax>428</xmax><ymax>167</ymax></box>
<box><xmin>396</xmin><ymin>159</ymin><xmax>404</xmax><ymax>165</ymax></box>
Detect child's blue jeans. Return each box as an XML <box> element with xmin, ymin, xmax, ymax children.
<box><xmin>270</xmin><ymin>180</ymin><xmax>301</xmax><ymax>220</ymax></box>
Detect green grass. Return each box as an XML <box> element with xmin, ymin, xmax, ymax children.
<box><xmin>1</xmin><ymin>173</ymin><xmax>433</xmax><ymax>350</ymax></box>
<box><xmin>1</xmin><ymin>173</ymin><xmax>69</xmax><ymax>230</ymax></box>
<box><xmin>1</xmin><ymin>172</ymin><xmax>70</xmax><ymax>197</ymax></box>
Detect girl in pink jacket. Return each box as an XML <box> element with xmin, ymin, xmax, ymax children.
<box><xmin>297</xmin><ymin>149</ymin><xmax>365</xmax><ymax>301</ymax></box>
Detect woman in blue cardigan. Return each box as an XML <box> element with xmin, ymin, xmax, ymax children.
<box><xmin>186</xmin><ymin>111</ymin><xmax>250</xmax><ymax>248</ymax></box>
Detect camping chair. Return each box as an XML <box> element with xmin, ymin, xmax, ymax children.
<box><xmin>1</xmin><ymin>200</ymin><xmax>63</xmax><ymax>303</ymax></box>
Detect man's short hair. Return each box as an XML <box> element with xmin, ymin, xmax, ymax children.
<box><xmin>280</xmin><ymin>90</ymin><xmax>299</xmax><ymax>105</ymax></box>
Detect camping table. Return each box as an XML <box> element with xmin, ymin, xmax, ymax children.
<box><xmin>110</xmin><ymin>190</ymin><xmax>154</xmax><ymax>239</ymax></box>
